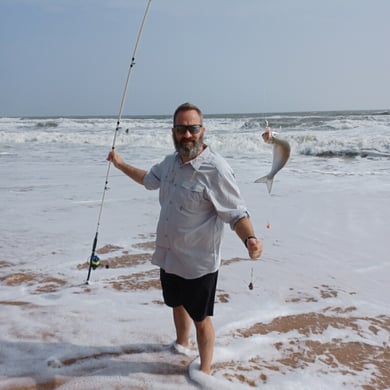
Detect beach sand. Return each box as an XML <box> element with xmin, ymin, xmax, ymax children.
<box><xmin>0</xmin><ymin>240</ymin><xmax>389</xmax><ymax>390</ymax></box>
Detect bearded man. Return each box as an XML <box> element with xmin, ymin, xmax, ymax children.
<box><xmin>107</xmin><ymin>102</ymin><xmax>262</xmax><ymax>374</ymax></box>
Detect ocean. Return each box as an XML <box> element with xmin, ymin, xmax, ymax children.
<box><xmin>1</xmin><ymin>109</ymin><xmax>389</xmax><ymax>170</ymax></box>
<box><xmin>0</xmin><ymin>110</ymin><xmax>389</xmax><ymax>389</ymax></box>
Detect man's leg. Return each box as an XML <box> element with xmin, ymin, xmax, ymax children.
<box><xmin>194</xmin><ymin>316</ymin><xmax>215</xmax><ymax>374</ymax></box>
<box><xmin>173</xmin><ymin>305</ymin><xmax>192</xmax><ymax>347</ymax></box>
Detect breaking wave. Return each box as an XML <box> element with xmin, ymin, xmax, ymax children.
<box><xmin>1</xmin><ymin>110</ymin><xmax>389</xmax><ymax>161</ymax></box>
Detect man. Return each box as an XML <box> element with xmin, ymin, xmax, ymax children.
<box><xmin>107</xmin><ymin>102</ymin><xmax>262</xmax><ymax>374</ymax></box>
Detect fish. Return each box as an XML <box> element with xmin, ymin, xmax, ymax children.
<box><xmin>255</xmin><ymin>123</ymin><xmax>291</xmax><ymax>194</ymax></box>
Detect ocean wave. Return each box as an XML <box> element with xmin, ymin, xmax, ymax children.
<box><xmin>35</xmin><ymin>120</ymin><xmax>59</xmax><ymax>129</ymax></box>
<box><xmin>287</xmin><ymin>129</ymin><xmax>390</xmax><ymax>160</ymax></box>
<box><xmin>1</xmin><ymin>111</ymin><xmax>389</xmax><ymax>161</ymax></box>
<box><xmin>1</xmin><ymin>130</ymin><xmax>389</xmax><ymax>162</ymax></box>
<box><xmin>240</xmin><ymin>118</ymin><xmax>265</xmax><ymax>130</ymax></box>
<box><xmin>299</xmin><ymin>148</ymin><xmax>390</xmax><ymax>159</ymax></box>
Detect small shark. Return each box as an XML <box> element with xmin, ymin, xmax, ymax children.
<box><xmin>255</xmin><ymin>122</ymin><xmax>291</xmax><ymax>194</ymax></box>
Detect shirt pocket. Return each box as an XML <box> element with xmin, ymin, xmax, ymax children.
<box><xmin>179</xmin><ymin>180</ymin><xmax>208</xmax><ymax>212</ymax></box>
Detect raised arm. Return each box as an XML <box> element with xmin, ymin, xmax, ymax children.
<box><xmin>107</xmin><ymin>149</ymin><xmax>147</xmax><ymax>185</ymax></box>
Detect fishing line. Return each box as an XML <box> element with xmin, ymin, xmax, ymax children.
<box><xmin>248</xmin><ymin>118</ymin><xmax>271</xmax><ymax>291</ymax></box>
<box><xmin>261</xmin><ymin>85</ymin><xmax>272</xmax><ymax>229</ymax></box>
<box><xmin>86</xmin><ymin>0</ymin><xmax>152</xmax><ymax>284</ymax></box>
<box><xmin>263</xmin><ymin>119</ymin><xmax>272</xmax><ymax>231</ymax></box>
<box><xmin>248</xmin><ymin>267</ymin><xmax>254</xmax><ymax>290</ymax></box>
<box><xmin>248</xmin><ymin>90</ymin><xmax>270</xmax><ymax>291</ymax></box>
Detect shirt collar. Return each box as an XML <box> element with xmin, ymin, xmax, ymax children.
<box><xmin>181</xmin><ymin>144</ymin><xmax>209</xmax><ymax>171</ymax></box>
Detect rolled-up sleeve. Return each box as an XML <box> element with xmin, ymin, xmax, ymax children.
<box><xmin>144</xmin><ymin>162</ymin><xmax>163</xmax><ymax>190</ymax></box>
<box><xmin>206</xmin><ymin>169</ymin><xmax>249</xmax><ymax>230</ymax></box>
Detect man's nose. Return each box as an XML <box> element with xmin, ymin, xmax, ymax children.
<box><xmin>183</xmin><ymin>129</ymin><xmax>193</xmax><ymax>137</ymax></box>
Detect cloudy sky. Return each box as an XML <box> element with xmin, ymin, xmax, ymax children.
<box><xmin>1</xmin><ymin>0</ymin><xmax>389</xmax><ymax>116</ymax></box>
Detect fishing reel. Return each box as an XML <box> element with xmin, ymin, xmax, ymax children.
<box><xmin>90</xmin><ymin>255</ymin><xmax>101</xmax><ymax>270</ymax></box>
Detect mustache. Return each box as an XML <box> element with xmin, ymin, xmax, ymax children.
<box><xmin>173</xmin><ymin>134</ymin><xmax>204</xmax><ymax>158</ymax></box>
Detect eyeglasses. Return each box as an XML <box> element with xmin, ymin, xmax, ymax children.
<box><xmin>173</xmin><ymin>124</ymin><xmax>203</xmax><ymax>135</ymax></box>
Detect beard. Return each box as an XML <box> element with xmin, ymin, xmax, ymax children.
<box><xmin>173</xmin><ymin>134</ymin><xmax>204</xmax><ymax>159</ymax></box>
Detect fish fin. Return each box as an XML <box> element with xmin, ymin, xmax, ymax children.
<box><xmin>254</xmin><ymin>175</ymin><xmax>273</xmax><ymax>194</ymax></box>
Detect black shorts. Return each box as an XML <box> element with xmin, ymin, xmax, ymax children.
<box><xmin>160</xmin><ymin>269</ymin><xmax>218</xmax><ymax>322</ymax></box>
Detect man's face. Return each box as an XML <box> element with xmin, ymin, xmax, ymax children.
<box><xmin>172</xmin><ymin>109</ymin><xmax>205</xmax><ymax>160</ymax></box>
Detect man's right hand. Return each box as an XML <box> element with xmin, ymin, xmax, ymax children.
<box><xmin>107</xmin><ymin>150</ymin><xmax>147</xmax><ymax>185</ymax></box>
<box><xmin>107</xmin><ymin>149</ymin><xmax>123</xmax><ymax>169</ymax></box>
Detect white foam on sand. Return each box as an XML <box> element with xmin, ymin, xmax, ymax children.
<box><xmin>0</xmin><ymin>145</ymin><xmax>389</xmax><ymax>389</ymax></box>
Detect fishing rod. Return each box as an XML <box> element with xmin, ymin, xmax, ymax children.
<box><xmin>86</xmin><ymin>0</ymin><xmax>152</xmax><ymax>284</ymax></box>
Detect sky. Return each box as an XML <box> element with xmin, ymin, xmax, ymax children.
<box><xmin>1</xmin><ymin>0</ymin><xmax>389</xmax><ymax>117</ymax></box>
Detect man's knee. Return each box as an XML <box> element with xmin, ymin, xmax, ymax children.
<box><xmin>194</xmin><ymin>316</ymin><xmax>213</xmax><ymax>331</ymax></box>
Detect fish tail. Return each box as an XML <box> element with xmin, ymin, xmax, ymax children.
<box><xmin>254</xmin><ymin>175</ymin><xmax>273</xmax><ymax>194</ymax></box>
